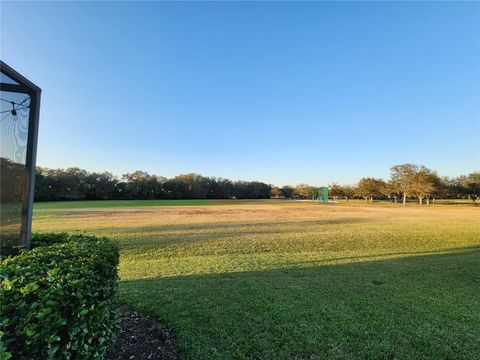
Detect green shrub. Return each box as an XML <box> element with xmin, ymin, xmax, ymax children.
<box><xmin>0</xmin><ymin>234</ymin><xmax>119</xmax><ymax>359</ymax></box>
<box><xmin>30</xmin><ymin>232</ymin><xmax>71</xmax><ymax>249</ymax></box>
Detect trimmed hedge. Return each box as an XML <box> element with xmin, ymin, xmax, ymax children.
<box><xmin>0</xmin><ymin>233</ymin><xmax>119</xmax><ymax>359</ymax></box>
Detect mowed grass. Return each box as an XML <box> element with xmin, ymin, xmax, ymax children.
<box><xmin>32</xmin><ymin>201</ymin><xmax>480</xmax><ymax>359</ymax></box>
<box><xmin>33</xmin><ymin>199</ymin><xmax>289</xmax><ymax>210</ymax></box>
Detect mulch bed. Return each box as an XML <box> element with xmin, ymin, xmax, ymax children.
<box><xmin>107</xmin><ymin>309</ymin><xmax>180</xmax><ymax>360</ymax></box>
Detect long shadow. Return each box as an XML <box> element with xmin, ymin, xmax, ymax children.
<box><xmin>107</xmin><ymin>218</ymin><xmax>372</xmax><ymax>234</ymax></box>
<box><xmin>291</xmin><ymin>245</ymin><xmax>480</xmax><ymax>268</ymax></box>
<box><xmin>103</xmin><ymin>218</ymin><xmax>373</xmax><ymax>251</ymax></box>
<box><xmin>119</xmin><ymin>247</ymin><xmax>480</xmax><ymax>360</ymax></box>
<box><xmin>35</xmin><ymin>218</ymin><xmax>373</xmax><ymax>251</ymax></box>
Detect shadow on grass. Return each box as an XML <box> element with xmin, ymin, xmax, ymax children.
<box><xmin>107</xmin><ymin>218</ymin><xmax>374</xmax><ymax>251</ymax></box>
<box><xmin>291</xmin><ymin>245</ymin><xmax>480</xmax><ymax>268</ymax></box>
<box><xmin>119</xmin><ymin>247</ymin><xmax>480</xmax><ymax>360</ymax></box>
<box><xmin>112</xmin><ymin>217</ymin><xmax>372</xmax><ymax>234</ymax></box>
<box><xmin>431</xmin><ymin>201</ymin><xmax>478</xmax><ymax>206</ymax></box>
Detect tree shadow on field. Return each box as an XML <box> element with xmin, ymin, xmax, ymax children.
<box><xmin>110</xmin><ymin>218</ymin><xmax>371</xmax><ymax>250</ymax></box>
<box><xmin>291</xmin><ymin>246</ymin><xmax>480</xmax><ymax>268</ymax></box>
<box><xmin>437</xmin><ymin>202</ymin><xmax>477</xmax><ymax>206</ymax></box>
<box><xmin>115</xmin><ymin>217</ymin><xmax>370</xmax><ymax>232</ymax></box>
<box><xmin>119</xmin><ymin>247</ymin><xmax>480</xmax><ymax>360</ymax></box>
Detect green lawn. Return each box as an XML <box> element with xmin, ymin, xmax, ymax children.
<box><xmin>32</xmin><ymin>202</ymin><xmax>480</xmax><ymax>359</ymax></box>
<box><xmin>33</xmin><ymin>199</ymin><xmax>291</xmax><ymax>210</ymax></box>
<box><xmin>34</xmin><ymin>199</ymin><xmax>222</xmax><ymax>209</ymax></box>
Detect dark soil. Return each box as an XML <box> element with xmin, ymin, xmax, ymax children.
<box><xmin>107</xmin><ymin>309</ymin><xmax>180</xmax><ymax>360</ymax></box>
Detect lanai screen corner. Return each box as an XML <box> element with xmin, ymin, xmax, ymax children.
<box><xmin>0</xmin><ymin>61</ymin><xmax>41</xmax><ymax>256</ymax></box>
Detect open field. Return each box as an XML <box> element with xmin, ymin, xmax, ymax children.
<box><xmin>34</xmin><ymin>199</ymin><xmax>246</xmax><ymax>209</ymax></box>
<box><xmin>32</xmin><ymin>201</ymin><xmax>480</xmax><ymax>359</ymax></box>
<box><xmin>33</xmin><ymin>199</ymin><xmax>310</xmax><ymax>210</ymax></box>
<box><xmin>33</xmin><ymin>198</ymin><xmax>474</xmax><ymax>210</ymax></box>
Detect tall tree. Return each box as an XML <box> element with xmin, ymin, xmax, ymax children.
<box><xmin>356</xmin><ymin>178</ymin><xmax>386</xmax><ymax>203</ymax></box>
<box><xmin>382</xmin><ymin>181</ymin><xmax>401</xmax><ymax>204</ymax></box>
<box><xmin>270</xmin><ymin>187</ymin><xmax>283</xmax><ymax>198</ymax></box>
<box><xmin>329</xmin><ymin>183</ymin><xmax>344</xmax><ymax>201</ymax></box>
<box><xmin>294</xmin><ymin>184</ymin><xmax>316</xmax><ymax>199</ymax></box>
<box><xmin>456</xmin><ymin>172</ymin><xmax>480</xmax><ymax>204</ymax></box>
<box><xmin>85</xmin><ymin>171</ymin><xmax>117</xmax><ymax>200</ymax></box>
<box><xmin>122</xmin><ymin>171</ymin><xmax>158</xmax><ymax>199</ymax></box>
<box><xmin>390</xmin><ymin>164</ymin><xmax>419</xmax><ymax>206</ymax></box>
<box><xmin>412</xmin><ymin>167</ymin><xmax>436</xmax><ymax>205</ymax></box>
<box><xmin>342</xmin><ymin>185</ymin><xmax>356</xmax><ymax>201</ymax></box>
<box><xmin>281</xmin><ymin>186</ymin><xmax>294</xmax><ymax>199</ymax></box>
<box><xmin>424</xmin><ymin>171</ymin><xmax>444</xmax><ymax>205</ymax></box>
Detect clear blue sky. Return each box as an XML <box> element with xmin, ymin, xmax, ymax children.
<box><xmin>1</xmin><ymin>1</ymin><xmax>478</xmax><ymax>186</ymax></box>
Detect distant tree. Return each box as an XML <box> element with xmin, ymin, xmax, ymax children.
<box><xmin>34</xmin><ymin>163</ymin><xmax>469</xmax><ymax>204</ymax></box>
<box><xmin>270</xmin><ymin>187</ymin><xmax>283</xmax><ymax>198</ymax></box>
<box><xmin>412</xmin><ymin>167</ymin><xmax>436</xmax><ymax>205</ymax></box>
<box><xmin>164</xmin><ymin>175</ymin><xmax>189</xmax><ymax>199</ymax></box>
<box><xmin>85</xmin><ymin>171</ymin><xmax>117</xmax><ymax>200</ymax></box>
<box><xmin>390</xmin><ymin>164</ymin><xmax>419</xmax><ymax>206</ymax></box>
<box><xmin>427</xmin><ymin>176</ymin><xmax>456</xmax><ymax>202</ymax></box>
<box><xmin>281</xmin><ymin>186</ymin><xmax>294</xmax><ymax>199</ymax></box>
<box><xmin>456</xmin><ymin>172</ymin><xmax>480</xmax><ymax>205</ymax></box>
<box><xmin>424</xmin><ymin>171</ymin><xmax>443</xmax><ymax>205</ymax></box>
<box><xmin>294</xmin><ymin>184</ymin><xmax>315</xmax><ymax>199</ymax></box>
<box><xmin>2</xmin><ymin>158</ymin><xmax>25</xmax><ymax>203</ymax></box>
<box><xmin>122</xmin><ymin>171</ymin><xmax>160</xmax><ymax>199</ymax></box>
<box><xmin>215</xmin><ymin>178</ymin><xmax>234</xmax><ymax>198</ymax></box>
<box><xmin>232</xmin><ymin>181</ymin><xmax>248</xmax><ymax>199</ymax></box>
<box><xmin>232</xmin><ymin>181</ymin><xmax>271</xmax><ymax>199</ymax></box>
<box><xmin>250</xmin><ymin>181</ymin><xmax>272</xmax><ymax>199</ymax></box>
<box><xmin>329</xmin><ymin>183</ymin><xmax>356</xmax><ymax>201</ymax></box>
<box><xmin>342</xmin><ymin>185</ymin><xmax>356</xmax><ymax>201</ymax></box>
<box><xmin>35</xmin><ymin>167</ymin><xmax>54</xmax><ymax>201</ymax></box>
<box><xmin>307</xmin><ymin>186</ymin><xmax>318</xmax><ymax>200</ymax></box>
<box><xmin>35</xmin><ymin>167</ymin><xmax>92</xmax><ymax>201</ymax></box>
<box><xmin>356</xmin><ymin>178</ymin><xmax>386</xmax><ymax>203</ymax></box>
<box><xmin>381</xmin><ymin>181</ymin><xmax>401</xmax><ymax>203</ymax></box>
<box><xmin>179</xmin><ymin>173</ymin><xmax>209</xmax><ymax>198</ymax></box>
<box><xmin>329</xmin><ymin>183</ymin><xmax>344</xmax><ymax>201</ymax></box>
<box><xmin>202</xmin><ymin>177</ymin><xmax>231</xmax><ymax>199</ymax></box>
<box><xmin>293</xmin><ymin>184</ymin><xmax>311</xmax><ymax>199</ymax></box>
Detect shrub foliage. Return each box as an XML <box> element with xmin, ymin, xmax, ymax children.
<box><xmin>0</xmin><ymin>233</ymin><xmax>119</xmax><ymax>359</ymax></box>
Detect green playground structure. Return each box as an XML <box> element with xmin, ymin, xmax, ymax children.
<box><xmin>318</xmin><ymin>187</ymin><xmax>329</xmax><ymax>203</ymax></box>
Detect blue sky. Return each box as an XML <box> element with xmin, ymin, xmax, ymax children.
<box><xmin>1</xmin><ymin>1</ymin><xmax>478</xmax><ymax>186</ymax></box>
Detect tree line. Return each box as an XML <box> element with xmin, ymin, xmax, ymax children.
<box><xmin>271</xmin><ymin>164</ymin><xmax>479</xmax><ymax>205</ymax></box>
<box><xmin>329</xmin><ymin>164</ymin><xmax>478</xmax><ymax>205</ymax></box>
<box><xmin>34</xmin><ymin>168</ymin><xmax>271</xmax><ymax>201</ymax></box>
<box><xmin>34</xmin><ymin>164</ymin><xmax>479</xmax><ymax>205</ymax></box>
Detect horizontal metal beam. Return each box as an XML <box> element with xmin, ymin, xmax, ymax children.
<box><xmin>0</xmin><ymin>82</ymin><xmax>33</xmax><ymax>95</ymax></box>
<box><xmin>0</xmin><ymin>60</ymin><xmax>41</xmax><ymax>93</ymax></box>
